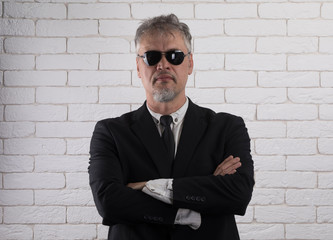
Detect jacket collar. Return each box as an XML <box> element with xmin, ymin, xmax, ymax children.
<box><xmin>131</xmin><ymin>99</ymin><xmax>207</xmax><ymax>178</ymax></box>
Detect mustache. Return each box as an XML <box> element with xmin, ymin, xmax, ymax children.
<box><xmin>153</xmin><ymin>71</ymin><xmax>176</xmax><ymax>84</ymax></box>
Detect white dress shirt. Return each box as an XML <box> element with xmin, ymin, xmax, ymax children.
<box><xmin>143</xmin><ymin>98</ymin><xmax>201</xmax><ymax>230</ymax></box>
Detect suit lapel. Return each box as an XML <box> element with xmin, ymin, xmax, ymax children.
<box><xmin>131</xmin><ymin>103</ymin><xmax>172</xmax><ymax>178</ymax></box>
<box><xmin>172</xmin><ymin>100</ymin><xmax>207</xmax><ymax>178</ymax></box>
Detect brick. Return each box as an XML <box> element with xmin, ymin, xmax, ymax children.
<box><xmin>194</xmin><ymin>54</ymin><xmax>224</xmax><ymax>70</ymax></box>
<box><xmin>0</xmin><ymin>190</ymin><xmax>33</xmax><ymax>205</ymax></box>
<box><xmin>238</xmin><ymin>224</ymin><xmax>284</xmax><ymax>240</ymax></box>
<box><xmin>257</xmin><ymin>104</ymin><xmax>317</xmax><ymax>120</ymax></box>
<box><xmin>246</xmin><ymin>122</ymin><xmax>286</xmax><ymax>138</ymax></box>
<box><xmin>289</xmin><ymin>20</ymin><xmax>333</xmax><ymax>36</ymax></box>
<box><xmin>253</xmin><ymin>155</ymin><xmax>286</xmax><ymax>171</ymax></box>
<box><xmin>286</xmin><ymin>224</ymin><xmax>333</xmax><ymax>239</ymax></box>
<box><xmin>35</xmin><ymin>190</ymin><xmax>94</xmax><ymax>205</ymax></box>
<box><xmin>287</xmin><ymin>156</ymin><xmax>333</xmax><ymax>171</ymax></box>
<box><xmin>317</xmin><ymin>207</ymin><xmax>333</xmax><ymax>223</ymax></box>
<box><xmin>68</xmin><ymin>104</ymin><xmax>130</xmax><ymax>121</ymax></box>
<box><xmin>99</xmin><ymin>20</ymin><xmax>140</xmax><ymax>36</ymax></box>
<box><xmin>66</xmin><ymin>173</ymin><xmax>90</xmax><ymax>189</ymax></box>
<box><xmin>288</xmin><ymin>121</ymin><xmax>333</xmax><ymax>138</ymax></box>
<box><xmin>4</xmin><ymin>138</ymin><xmax>66</xmax><ymax>155</ymax></box>
<box><xmin>258</xmin><ymin>71</ymin><xmax>319</xmax><ymax>87</ymax></box>
<box><xmin>67</xmin><ymin>138</ymin><xmax>90</xmax><ymax>155</ymax></box>
<box><xmin>259</xmin><ymin>3</ymin><xmax>319</xmax><ymax>19</ymax></box>
<box><xmin>0</xmin><ymin>105</ymin><xmax>3</xmax><ymax>121</ymax></box>
<box><xmin>250</xmin><ymin>188</ymin><xmax>284</xmax><ymax>205</ymax></box>
<box><xmin>225</xmin><ymin>20</ymin><xmax>286</xmax><ymax>36</ymax></box>
<box><xmin>286</xmin><ymin>189</ymin><xmax>333</xmax><ymax>206</ymax></box>
<box><xmin>99</xmin><ymin>87</ymin><xmax>146</xmax><ymax>103</ymax></box>
<box><xmin>68</xmin><ymin>71</ymin><xmax>131</xmax><ymax>86</ymax></box>
<box><xmin>320</xmin><ymin>37</ymin><xmax>333</xmax><ymax>53</ymax></box>
<box><xmin>36</xmin><ymin>20</ymin><xmax>98</xmax><ymax>37</ymax></box>
<box><xmin>196</xmin><ymin>71</ymin><xmax>257</xmax><ymax>88</ymax></box>
<box><xmin>226</xmin><ymin>88</ymin><xmax>286</xmax><ymax>103</ymax></box>
<box><xmin>36</xmin><ymin>122</ymin><xmax>95</xmax><ymax>138</ymax></box>
<box><xmin>4</xmin><ymin>71</ymin><xmax>67</xmax><ymax>86</ymax></box>
<box><xmin>184</xmin><ymin>20</ymin><xmax>224</xmax><ymax>37</ymax></box>
<box><xmin>256</xmin><ymin>171</ymin><xmax>316</xmax><ymax>188</ymax></box>
<box><xmin>5</xmin><ymin>37</ymin><xmax>66</xmax><ymax>54</ymax></box>
<box><xmin>321</xmin><ymin>72</ymin><xmax>333</xmax><ymax>87</ymax></box>
<box><xmin>68</xmin><ymin>37</ymin><xmax>130</xmax><ymax>53</ymax></box>
<box><xmin>289</xmin><ymin>55</ymin><xmax>333</xmax><ymax>71</ymax></box>
<box><xmin>319</xmin><ymin>173</ymin><xmax>333</xmax><ymax>189</ymax></box>
<box><xmin>4</xmin><ymin>2</ymin><xmax>66</xmax><ymax>19</ymax></box>
<box><xmin>5</xmin><ymin>105</ymin><xmax>67</xmax><ymax>121</ymax></box>
<box><xmin>226</xmin><ymin>54</ymin><xmax>286</xmax><ymax>71</ymax></box>
<box><xmin>195</xmin><ymin>37</ymin><xmax>255</xmax><ymax>53</ymax></box>
<box><xmin>0</xmin><ymin>87</ymin><xmax>34</xmax><ymax>104</ymax></box>
<box><xmin>0</xmin><ymin>54</ymin><xmax>35</xmax><ymax>70</ymax></box>
<box><xmin>0</xmin><ymin>122</ymin><xmax>35</xmax><ymax>138</ymax></box>
<box><xmin>35</xmin><ymin>155</ymin><xmax>88</xmax><ymax>172</ymax></box>
<box><xmin>0</xmin><ymin>19</ymin><xmax>34</xmax><ymax>36</ymax></box>
<box><xmin>320</xmin><ymin>104</ymin><xmax>333</xmax><ymax>119</ymax></box>
<box><xmin>131</xmin><ymin>3</ymin><xmax>193</xmax><ymax>19</ymax></box>
<box><xmin>68</xmin><ymin>3</ymin><xmax>130</xmax><ymax>19</ymax></box>
<box><xmin>36</xmin><ymin>54</ymin><xmax>98</xmax><ymax>70</ymax></box>
<box><xmin>98</xmin><ymin>224</ymin><xmax>109</xmax><ymax>240</ymax></box>
<box><xmin>0</xmin><ymin>225</ymin><xmax>33</xmax><ymax>240</ymax></box>
<box><xmin>255</xmin><ymin>206</ymin><xmax>315</xmax><ymax>223</ymax></box>
<box><xmin>322</xmin><ymin>3</ymin><xmax>333</xmax><ymax>19</ymax></box>
<box><xmin>4</xmin><ymin>206</ymin><xmax>65</xmax><ymax>224</ymax></box>
<box><xmin>34</xmin><ymin>224</ymin><xmax>96</xmax><ymax>240</ymax></box>
<box><xmin>203</xmin><ymin>104</ymin><xmax>256</xmax><ymax>121</ymax></box>
<box><xmin>100</xmin><ymin>54</ymin><xmax>137</xmax><ymax>70</ymax></box>
<box><xmin>196</xmin><ymin>4</ymin><xmax>257</xmax><ymax>19</ymax></box>
<box><xmin>36</xmin><ymin>87</ymin><xmax>98</xmax><ymax>103</ymax></box>
<box><xmin>4</xmin><ymin>173</ymin><xmax>65</xmax><ymax>189</ymax></box>
<box><xmin>257</xmin><ymin>37</ymin><xmax>317</xmax><ymax>53</ymax></box>
<box><xmin>0</xmin><ymin>155</ymin><xmax>34</xmax><ymax>172</ymax></box>
<box><xmin>67</xmin><ymin>206</ymin><xmax>102</xmax><ymax>223</ymax></box>
<box><xmin>187</xmin><ymin>88</ymin><xmax>225</xmax><ymax>104</ymax></box>
<box><xmin>255</xmin><ymin>139</ymin><xmax>317</xmax><ymax>155</ymax></box>
<box><xmin>319</xmin><ymin>138</ymin><xmax>333</xmax><ymax>154</ymax></box>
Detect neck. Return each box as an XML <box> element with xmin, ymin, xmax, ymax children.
<box><xmin>147</xmin><ymin>95</ymin><xmax>186</xmax><ymax>115</ymax></box>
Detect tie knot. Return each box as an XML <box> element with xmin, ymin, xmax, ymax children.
<box><xmin>160</xmin><ymin>115</ymin><xmax>173</xmax><ymax>127</ymax></box>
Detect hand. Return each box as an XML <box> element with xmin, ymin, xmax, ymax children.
<box><xmin>127</xmin><ymin>181</ymin><xmax>147</xmax><ymax>190</ymax></box>
<box><xmin>213</xmin><ymin>155</ymin><xmax>241</xmax><ymax>176</ymax></box>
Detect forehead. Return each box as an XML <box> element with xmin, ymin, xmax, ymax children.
<box><xmin>138</xmin><ymin>31</ymin><xmax>187</xmax><ymax>52</ymax></box>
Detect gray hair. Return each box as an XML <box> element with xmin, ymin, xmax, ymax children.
<box><xmin>134</xmin><ymin>14</ymin><xmax>192</xmax><ymax>53</ymax></box>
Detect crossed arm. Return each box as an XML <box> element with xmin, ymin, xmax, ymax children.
<box><xmin>127</xmin><ymin>155</ymin><xmax>241</xmax><ymax>190</ymax></box>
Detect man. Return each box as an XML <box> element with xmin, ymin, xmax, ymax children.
<box><xmin>89</xmin><ymin>14</ymin><xmax>254</xmax><ymax>240</ymax></box>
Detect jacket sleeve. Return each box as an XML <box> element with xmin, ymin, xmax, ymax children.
<box><xmin>172</xmin><ymin>116</ymin><xmax>254</xmax><ymax>216</ymax></box>
<box><xmin>88</xmin><ymin>120</ymin><xmax>178</xmax><ymax>226</ymax></box>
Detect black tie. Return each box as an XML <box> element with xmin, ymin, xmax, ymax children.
<box><xmin>160</xmin><ymin>115</ymin><xmax>175</xmax><ymax>162</ymax></box>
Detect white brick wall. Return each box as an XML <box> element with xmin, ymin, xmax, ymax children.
<box><xmin>0</xmin><ymin>1</ymin><xmax>332</xmax><ymax>239</ymax></box>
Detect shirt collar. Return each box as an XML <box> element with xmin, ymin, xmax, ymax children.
<box><xmin>147</xmin><ymin>97</ymin><xmax>189</xmax><ymax>125</ymax></box>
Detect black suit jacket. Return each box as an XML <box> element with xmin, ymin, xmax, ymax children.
<box><xmin>89</xmin><ymin>99</ymin><xmax>254</xmax><ymax>240</ymax></box>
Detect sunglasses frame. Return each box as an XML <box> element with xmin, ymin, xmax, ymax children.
<box><xmin>137</xmin><ymin>50</ymin><xmax>191</xmax><ymax>66</ymax></box>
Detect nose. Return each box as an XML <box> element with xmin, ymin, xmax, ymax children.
<box><xmin>156</xmin><ymin>54</ymin><xmax>170</xmax><ymax>70</ymax></box>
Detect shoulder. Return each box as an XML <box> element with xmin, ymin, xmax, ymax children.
<box><xmin>190</xmin><ymin>100</ymin><xmax>244</xmax><ymax>124</ymax></box>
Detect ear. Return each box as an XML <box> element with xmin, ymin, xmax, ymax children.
<box><xmin>188</xmin><ymin>53</ymin><xmax>194</xmax><ymax>75</ymax></box>
<box><xmin>136</xmin><ymin>57</ymin><xmax>142</xmax><ymax>79</ymax></box>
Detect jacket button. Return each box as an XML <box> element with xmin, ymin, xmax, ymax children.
<box><xmin>185</xmin><ymin>195</ymin><xmax>191</xmax><ymax>201</ymax></box>
<box><xmin>201</xmin><ymin>196</ymin><xmax>206</xmax><ymax>202</ymax></box>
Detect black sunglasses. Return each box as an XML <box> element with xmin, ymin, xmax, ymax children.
<box><xmin>137</xmin><ymin>50</ymin><xmax>191</xmax><ymax>66</ymax></box>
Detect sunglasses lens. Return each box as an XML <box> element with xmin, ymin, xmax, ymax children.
<box><xmin>145</xmin><ymin>51</ymin><xmax>162</xmax><ymax>66</ymax></box>
<box><xmin>166</xmin><ymin>51</ymin><xmax>185</xmax><ymax>65</ymax></box>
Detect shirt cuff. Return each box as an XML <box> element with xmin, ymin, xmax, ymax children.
<box><xmin>175</xmin><ymin>208</ymin><xmax>201</xmax><ymax>230</ymax></box>
<box><xmin>142</xmin><ymin>179</ymin><xmax>173</xmax><ymax>204</ymax></box>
